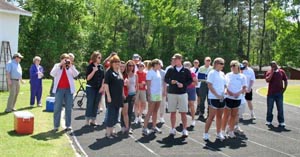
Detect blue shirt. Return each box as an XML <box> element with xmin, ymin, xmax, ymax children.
<box><xmin>6</xmin><ymin>59</ymin><xmax>22</xmax><ymax>79</ymax></box>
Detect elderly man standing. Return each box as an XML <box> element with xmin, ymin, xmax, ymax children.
<box><xmin>5</xmin><ymin>53</ymin><xmax>24</xmax><ymax>113</ymax></box>
<box><xmin>265</xmin><ymin>61</ymin><xmax>288</xmax><ymax>127</ymax></box>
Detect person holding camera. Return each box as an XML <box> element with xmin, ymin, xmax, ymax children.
<box><xmin>50</xmin><ymin>53</ymin><xmax>79</xmax><ymax>132</ymax></box>
<box><xmin>85</xmin><ymin>51</ymin><xmax>105</xmax><ymax>126</ymax></box>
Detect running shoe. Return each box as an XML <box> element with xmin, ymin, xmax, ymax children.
<box><xmin>182</xmin><ymin>129</ymin><xmax>189</xmax><ymax>138</ymax></box>
<box><xmin>203</xmin><ymin>133</ymin><xmax>210</xmax><ymax>141</ymax></box>
<box><xmin>152</xmin><ymin>127</ymin><xmax>162</xmax><ymax>134</ymax></box>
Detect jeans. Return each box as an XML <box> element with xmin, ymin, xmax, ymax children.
<box><xmin>85</xmin><ymin>87</ymin><xmax>101</xmax><ymax>120</ymax></box>
<box><xmin>266</xmin><ymin>93</ymin><xmax>284</xmax><ymax>123</ymax></box>
<box><xmin>105</xmin><ymin>103</ymin><xmax>120</xmax><ymax>127</ymax></box>
<box><xmin>54</xmin><ymin>88</ymin><xmax>73</xmax><ymax>128</ymax></box>
<box><xmin>121</xmin><ymin>94</ymin><xmax>135</xmax><ymax>127</ymax></box>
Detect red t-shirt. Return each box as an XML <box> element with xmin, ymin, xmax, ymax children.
<box><xmin>265</xmin><ymin>69</ymin><xmax>287</xmax><ymax>96</ymax></box>
<box><xmin>58</xmin><ymin>68</ymin><xmax>70</xmax><ymax>89</ymax></box>
<box><xmin>136</xmin><ymin>71</ymin><xmax>146</xmax><ymax>90</ymax></box>
<box><xmin>187</xmin><ymin>72</ymin><xmax>196</xmax><ymax>89</ymax></box>
<box><xmin>123</xmin><ymin>75</ymin><xmax>129</xmax><ymax>97</ymax></box>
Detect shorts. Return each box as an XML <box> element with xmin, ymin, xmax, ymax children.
<box><xmin>150</xmin><ymin>94</ymin><xmax>162</xmax><ymax>102</ymax></box>
<box><xmin>245</xmin><ymin>90</ymin><xmax>253</xmax><ymax>101</ymax></box>
<box><xmin>167</xmin><ymin>93</ymin><xmax>188</xmax><ymax>113</ymax></box>
<box><xmin>208</xmin><ymin>99</ymin><xmax>225</xmax><ymax>109</ymax></box>
<box><xmin>225</xmin><ymin>98</ymin><xmax>241</xmax><ymax>109</ymax></box>
<box><xmin>187</xmin><ymin>88</ymin><xmax>196</xmax><ymax>101</ymax></box>
<box><xmin>135</xmin><ymin>90</ymin><xmax>147</xmax><ymax>103</ymax></box>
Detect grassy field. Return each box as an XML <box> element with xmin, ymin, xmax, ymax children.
<box><xmin>0</xmin><ymin>79</ymin><xmax>75</xmax><ymax>157</ymax></box>
<box><xmin>257</xmin><ymin>85</ymin><xmax>300</xmax><ymax>107</ymax></box>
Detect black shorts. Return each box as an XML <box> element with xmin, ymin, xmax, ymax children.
<box><xmin>208</xmin><ymin>99</ymin><xmax>225</xmax><ymax>109</ymax></box>
<box><xmin>225</xmin><ymin>98</ymin><xmax>241</xmax><ymax>109</ymax></box>
<box><xmin>245</xmin><ymin>90</ymin><xmax>253</xmax><ymax>101</ymax></box>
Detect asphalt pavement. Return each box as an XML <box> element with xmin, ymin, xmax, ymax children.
<box><xmin>69</xmin><ymin>79</ymin><xmax>300</xmax><ymax>157</ymax></box>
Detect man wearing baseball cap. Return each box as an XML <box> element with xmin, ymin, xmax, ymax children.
<box><xmin>5</xmin><ymin>53</ymin><xmax>24</xmax><ymax>113</ymax></box>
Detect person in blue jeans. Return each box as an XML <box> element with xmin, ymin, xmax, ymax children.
<box><xmin>265</xmin><ymin>61</ymin><xmax>288</xmax><ymax>127</ymax></box>
<box><xmin>85</xmin><ymin>51</ymin><xmax>105</xmax><ymax>126</ymax></box>
<box><xmin>104</xmin><ymin>55</ymin><xmax>124</xmax><ymax>139</ymax></box>
<box><xmin>50</xmin><ymin>53</ymin><xmax>79</xmax><ymax>132</ymax></box>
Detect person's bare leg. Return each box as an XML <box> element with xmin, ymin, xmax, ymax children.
<box><xmin>204</xmin><ymin>107</ymin><xmax>216</xmax><ymax>133</ymax></box>
<box><xmin>215</xmin><ymin>109</ymin><xmax>224</xmax><ymax>134</ymax></box>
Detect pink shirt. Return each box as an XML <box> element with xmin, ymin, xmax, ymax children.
<box><xmin>187</xmin><ymin>72</ymin><xmax>196</xmax><ymax>89</ymax></box>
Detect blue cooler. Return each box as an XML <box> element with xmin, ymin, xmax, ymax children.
<box><xmin>46</xmin><ymin>97</ymin><xmax>55</xmax><ymax>112</ymax></box>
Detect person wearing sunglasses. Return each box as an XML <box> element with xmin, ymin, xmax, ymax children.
<box><xmin>85</xmin><ymin>51</ymin><xmax>105</xmax><ymax>126</ymax></box>
<box><xmin>203</xmin><ymin>57</ymin><xmax>226</xmax><ymax>141</ymax></box>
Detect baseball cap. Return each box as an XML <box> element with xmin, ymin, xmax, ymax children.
<box><xmin>13</xmin><ymin>53</ymin><xmax>24</xmax><ymax>59</ymax></box>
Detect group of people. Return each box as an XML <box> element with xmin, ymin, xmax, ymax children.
<box><xmin>4</xmin><ymin>52</ymin><xmax>288</xmax><ymax>141</ymax></box>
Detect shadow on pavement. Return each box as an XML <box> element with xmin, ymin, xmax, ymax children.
<box><xmin>74</xmin><ymin>115</ymin><xmax>85</xmax><ymax>120</ymax></box>
<box><xmin>88</xmin><ymin>133</ymin><xmax>123</xmax><ymax>150</ymax></box>
<box><xmin>30</xmin><ymin>130</ymin><xmax>65</xmax><ymax>141</ymax></box>
<box><xmin>157</xmin><ymin>135</ymin><xmax>187</xmax><ymax>148</ymax></box>
<box><xmin>240</xmin><ymin>119</ymin><xmax>256</xmax><ymax>125</ymax></box>
<box><xmin>73</xmin><ymin>124</ymin><xmax>106</xmax><ymax>136</ymax></box>
<box><xmin>268</xmin><ymin>125</ymin><xmax>291</xmax><ymax>133</ymax></box>
<box><xmin>204</xmin><ymin>137</ymin><xmax>247</xmax><ymax>151</ymax></box>
<box><xmin>137</xmin><ymin>133</ymin><xmax>157</xmax><ymax>143</ymax></box>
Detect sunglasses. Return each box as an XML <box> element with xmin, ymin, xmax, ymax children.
<box><xmin>231</xmin><ymin>64</ymin><xmax>237</xmax><ymax>67</ymax></box>
<box><xmin>97</xmin><ymin>57</ymin><xmax>101</xmax><ymax>59</ymax></box>
<box><xmin>206</xmin><ymin>60</ymin><xmax>211</xmax><ymax>62</ymax></box>
<box><xmin>128</xmin><ymin>64</ymin><xmax>135</xmax><ymax>67</ymax></box>
<box><xmin>218</xmin><ymin>62</ymin><xmax>224</xmax><ymax>65</ymax></box>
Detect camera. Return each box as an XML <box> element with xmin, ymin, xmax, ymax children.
<box><xmin>65</xmin><ymin>59</ymin><xmax>71</xmax><ymax>65</ymax></box>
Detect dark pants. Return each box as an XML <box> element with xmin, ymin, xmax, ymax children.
<box><xmin>121</xmin><ymin>94</ymin><xmax>135</xmax><ymax>127</ymax></box>
<box><xmin>266</xmin><ymin>93</ymin><xmax>284</xmax><ymax>123</ymax></box>
<box><xmin>85</xmin><ymin>86</ymin><xmax>102</xmax><ymax>120</ymax></box>
<box><xmin>197</xmin><ymin>82</ymin><xmax>209</xmax><ymax>115</ymax></box>
<box><xmin>105</xmin><ymin>104</ymin><xmax>120</xmax><ymax>127</ymax></box>
<box><xmin>30</xmin><ymin>82</ymin><xmax>42</xmax><ymax>105</ymax></box>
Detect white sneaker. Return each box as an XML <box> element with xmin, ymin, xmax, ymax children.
<box><xmin>38</xmin><ymin>104</ymin><xmax>42</xmax><ymax>107</ymax></box>
<box><xmin>152</xmin><ymin>127</ymin><xmax>162</xmax><ymax>134</ymax></box>
<box><xmin>216</xmin><ymin>132</ymin><xmax>225</xmax><ymax>141</ymax></box>
<box><xmin>134</xmin><ymin>117</ymin><xmax>139</xmax><ymax>124</ymax></box>
<box><xmin>139</xmin><ymin>117</ymin><xmax>144</xmax><ymax>123</ymax></box>
<box><xmin>228</xmin><ymin>131</ymin><xmax>236</xmax><ymax>138</ymax></box>
<box><xmin>265</xmin><ymin>121</ymin><xmax>272</xmax><ymax>126</ymax></box>
<box><xmin>169</xmin><ymin>128</ymin><xmax>176</xmax><ymax>136</ymax></box>
<box><xmin>234</xmin><ymin>126</ymin><xmax>244</xmax><ymax>135</ymax></box>
<box><xmin>160</xmin><ymin>117</ymin><xmax>165</xmax><ymax>123</ymax></box>
<box><xmin>191</xmin><ymin>120</ymin><xmax>196</xmax><ymax>127</ymax></box>
<box><xmin>182</xmin><ymin>129</ymin><xmax>188</xmax><ymax>138</ymax></box>
<box><xmin>251</xmin><ymin>113</ymin><xmax>256</xmax><ymax>120</ymax></box>
<box><xmin>203</xmin><ymin>133</ymin><xmax>210</xmax><ymax>141</ymax></box>
<box><xmin>142</xmin><ymin>128</ymin><xmax>149</xmax><ymax>136</ymax></box>
<box><xmin>279</xmin><ymin>123</ymin><xmax>286</xmax><ymax>127</ymax></box>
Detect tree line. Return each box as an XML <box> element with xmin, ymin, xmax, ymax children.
<box><xmin>9</xmin><ymin>0</ymin><xmax>300</xmax><ymax>78</ymax></box>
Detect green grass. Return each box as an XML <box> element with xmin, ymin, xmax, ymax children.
<box><xmin>258</xmin><ymin>85</ymin><xmax>300</xmax><ymax>107</ymax></box>
<box><xmin>0</xmin><ymin>79</ymin><xmax>75</xmax><ymax>157</ymax></box>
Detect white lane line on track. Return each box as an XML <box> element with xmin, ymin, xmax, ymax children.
<box><xmin>115</xmin><ymin>124</ymin><xmax>160</xmax><ymax>157</ymax></box>
<box><xmin>238</xmin><ymin>136</ymin><xmax>296</xmax><ymax>157</ymax></box>
<box><xmin>247</xmin><ymin>124</ymin><xmax>300</xmax><ymax>143</ymax></box>
<box><xmin>162</xmin><ymin>124</ymin><xmax>231</xmax><ymax>157</ymax></box>
<box><xmin>185</xmin><ymin>112</ymin><xmax>298</xmax><ymax>157</ymax></box>
<box><xmin>128</xmin><ymin>134</ymin><xmax>160</xmax><ymax>157</ymax></box>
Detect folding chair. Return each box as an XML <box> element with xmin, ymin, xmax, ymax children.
<box><xmin>73</xmin><ymin>75</ymin><xmax>86</xmax><ymax>108</ymax></box>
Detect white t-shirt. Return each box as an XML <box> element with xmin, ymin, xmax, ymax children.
<box><xmin>207</xmin><ymin>69</ymin><xmax>226</xmax><ymax>99</ymax></box>
<box><xmin>191</xmin><ymin>67</ymin><xmax>200</xmax><ymax>88</ymax></box>
<box><xmin>242</xmin><ymin>67</ymin><xmax>255</xmax><ymax>90</ymax></box>
<box><xmin>146</xmin><ymin>69</ymin><xmax>162</xmax><ymax>95</ymax></box>
<box><xmin>225</xmin><ymin>72</ymin><xmax>247</xmax><ymax>100</ymax></box>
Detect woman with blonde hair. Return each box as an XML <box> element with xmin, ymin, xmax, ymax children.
<box><xmin>221</xmin><ymin>60</ymin><xmax>247</xmax><ymax>138</ymax></box>
<box><xmin>142</xmin><ymin>59</ymin><xmax>163</xmax><ymax>135</ymax></box>
<box><xmin>203</xmin><ymin>57</ymin><xmax>226</xmax><ymax>141</ymax></box>
<box><xmin>103</xmin><ymin>55</ymin><xmax>124</xmax><ymax>138</ymax></box>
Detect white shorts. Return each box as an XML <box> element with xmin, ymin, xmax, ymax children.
<box><xmin>167</xmin><ymin>93</ymin><xmax>188</xmax><ymax>113</ymax></box>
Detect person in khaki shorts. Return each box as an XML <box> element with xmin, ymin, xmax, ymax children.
<box><xmin>5</xmin><ymin>53</ymin><xmax>25</xmax><ymax>113</ymax></box>
<box><xmin>165</xmin><ymin>53</ymin><xmax>192</xmax><ymax>138</ymax></box>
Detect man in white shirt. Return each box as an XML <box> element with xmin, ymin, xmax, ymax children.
<box><xmin>241</xmin><ymin>60</ymin><xmax>256</xmax><ymax>120</ymax></box>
